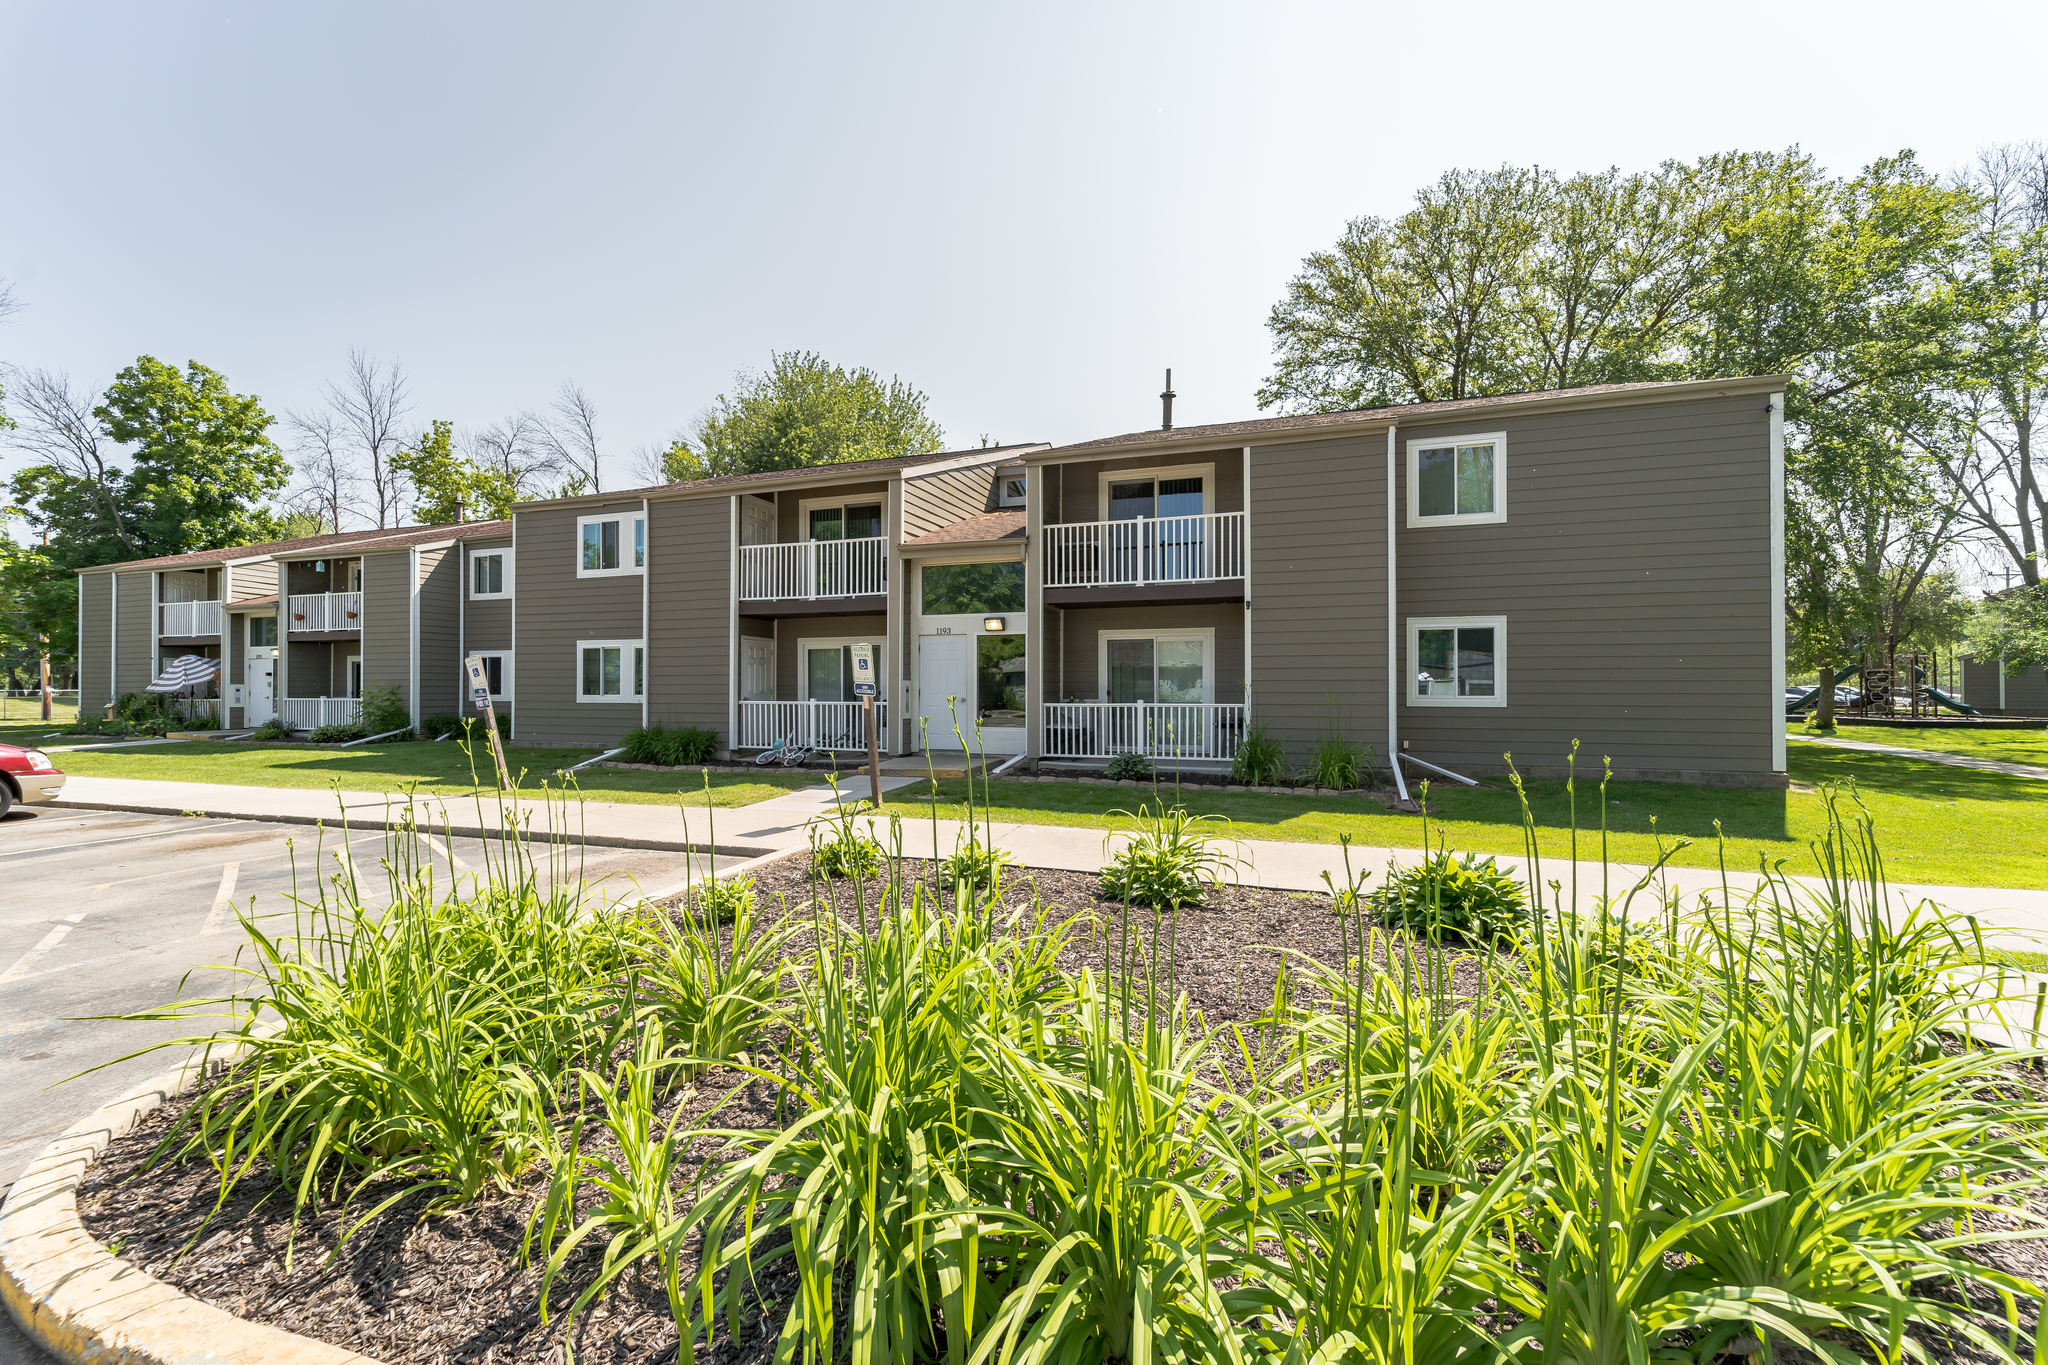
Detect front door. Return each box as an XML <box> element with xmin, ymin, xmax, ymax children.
<box><xmin>917</xmin><ymin>634</ymin><xmax>972</xmax><ymax>751</ymax></box>
<box><xmin>741</xmin><ymin>636</ymin><xmax>775</xmax><ymax>701</ymax></box>
<box><xmin>245</xmin><ymin>654</ymin><xmax>275</xmax><ymax>726</ymax></box>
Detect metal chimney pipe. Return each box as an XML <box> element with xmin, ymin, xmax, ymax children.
<box><xmin>1160</xmin><ymin>369</ymin><xmax>1175</xmax><ymax>430</ymax></box>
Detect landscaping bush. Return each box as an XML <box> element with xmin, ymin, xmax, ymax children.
<box><xmin>357</xmin><ymin>683</ymin><xmax>411</xmax><ymax>736</ymax></box>
<box><xmin>249</xmin><ymin>717</ymin><xmax>292</xmax><ymax>741</ymax></box>
<box><xmin>1097</xmin><ymin>800</ymin><xmax>1240</xmax><ymax>908</ymax></box>
<box><xmin>1301</xmin><ymin>731</ymin><xmax>1368</xmax><ymax>789</ymax></box>
<box><xmin>1230</xmin><ymin>723</ymin><xmax>1287</xmax><ymax>786</ymax></box>
<box><xmin>813</xmin><ymin>824</ymin><xmax>882</xmax><ymax>879</ymax></box>
<box><xmin>939</xmin><ymin>838</ymin><xmax>1013</xmax><ymax>894</ymax></box>
<box><xmin>621</xmin><ymin>722</ymin><xmax>720</xmax><ymax>766</ymax></box>
<box><xmin>1103</xmin><ymin>751</ymin><xmax>1153</xmax><ymax>782</ymax></box>
<box><xmin>421</xmin><ymin>713</ymin><xmax>466</xmax><ymax>740</ymax></box>
<box><xmin>308</xmin><ymin>720</ymin><xmax>371</xmax><ymax>744</ymax></box>
<box><xmin>689</xmin><ymin>872</ymin><xmax>756</xmax><ymax>926</ymax></box>
<box><xmin>1365</xmin><ymin>848</ymin><xmax>1526</xmax><ymax>942</ymax></box>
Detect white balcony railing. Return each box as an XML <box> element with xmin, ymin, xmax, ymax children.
<box><xmin>282</xmin><ymin>697</ymin><xmax>361</xmax><ymax>732</ymax></box>
<box><xmin>1042</xmin><ymin>701</ymin><xmax>1247</xmax><ymax>761</ymax></box>
<box><xmin>738</xmin><ymin>537</ymin><xmax>888</xmax><ymax>601</ymax></box>
<box><xmin>287</xmin><ymin>591</ymin><xmax>363</xmax><ymax>633</ymax></box>
<box><xmin>159</xmin><ymin>599</ymin><xmax>225</xmax><ymax>638</ymax></box>
<box><xmin>171</xmin><ymin>696</ymin><xmax>221</xmax><ymax>723</ymax></box>
<box><xmin>1043</xmin><ymin>511</ymin><xmax>1245</xmax><ymax>589</ymax></box>
<box><xmin>738</xmin><ymin>699</ymin><xmax>886</xmax><ymax>753</ymax></box>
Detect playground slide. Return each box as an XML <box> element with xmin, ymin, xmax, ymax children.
<box><xmin>1786</xmin><ymin>664</ymin><xmax>1862</xmax><ymax>714</ymax></box>
<box><xmin>1909</xmin><ymin>664</ymin><xmax>1980</xmax><ymax>717</ymax></box>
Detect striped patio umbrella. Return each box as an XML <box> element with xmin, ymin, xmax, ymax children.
<box><xmin>146</xmin><ymin>654</ymin><xmax>221</xmax><ymax>694</ymax></box>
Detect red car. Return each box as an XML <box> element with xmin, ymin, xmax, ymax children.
<box><xmin>0</xmin><ymin>743</ymin><xmax>66</xmax><ymax>817</ymax></box>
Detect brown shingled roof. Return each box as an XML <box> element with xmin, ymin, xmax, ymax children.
<box><xmin>84</xmin><ymin>520</ymin><xmax>513</xmax><ymax>573</ymax></box>
<box><xmin>902</xmin><ymin>509</ymin><xmax>1026</xmax><ymax>550</ymax></box>
<box><xmin>1043</xmin><ymin>377</ymin><xmax>1787</xmax><ymax>456</ymax></box>
<box><xmin>523</xmin><ymin>442</ymin><xmax>1051</xmax><ymax>510</ymax></box>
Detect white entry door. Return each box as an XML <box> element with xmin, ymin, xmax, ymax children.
<box><xmin>245</xmin><ymin>654</ymin><xmax>275</xmax><ymax>726</ymax></box>
<box><xmin>741</xmin><ymin>636</ymin><xmax>775</xmax><ymax>700</ymax></box>
<box><xmin>916</xmin><ymin>634</ymin><xmax>972</xmax><ymax>750</ymax></box>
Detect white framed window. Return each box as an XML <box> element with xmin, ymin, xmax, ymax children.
<box><xmin>471</xmin><ymin>650</ymin><xmax>512</xmax><ymax>701</ymax></box>
<box><xmin>1098</xmin><ymin>628</ymin><xmax>1214</xmax><ymax>705</ymax></box>
<box><xmin>800</xmin><ymin>498</ymin><xmax>885</xmax><ymax>542</ymax></box>
<box><xmin>1096</xmin><ymin>463</ymin><xmax>1213</xmax><ymax>523</ymax></box>
<box><xmin>345</xmin><ymin>653</ymin><xmax>363</xmax><ymax>699</ymax></box>
<box><xmin>799</xmin><ymin>637</ymin><xmax>886</xmax><ymax>701</ymax></box>
<box><xmin>995</xmin><ymin>468</ymin><xmax>1027</xmax><ymax>508</ymax></box>
<box><xmin>247</xmin><ymin>615</ymin><xmax>278</xmax><ymax>648</ymax></box>
<box><xmin>1408</xmin><ymin>616</ymin><xmax>1506</xmax><ymax>707</ymax></box>
<box><xmin>1406</xmin><ymin>432</ymin><xmax>1506</xmax><ymax>528</ymax></box>
<box><xmin>470</xmin><ymin>548</ymin><xmax>511</xmax><ymax>599</ymax></box>
<box><xmin>577</xmin><ymin>513</ymin><xmax>646</xmax><ymax>577</ymax></box>
<box><xmin>577</xmin><ymin>639</ymin><xmax>645</xmax><ymax>701</ymax></box>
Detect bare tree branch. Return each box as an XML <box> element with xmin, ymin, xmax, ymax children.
<box><xmin>323</xmin><ymin>350</ymin><xmax>412</xmax><ymax>528</ymax></box>
<box><xmin>284</xmin><ymin>406</ymin><xmax>359</xmax><ymax>532</ymax></box>
<box><xmin>0</xmin><ymin>366</ymin><xmax>137</xmax><ymax>553</ymax></box>
<box><xmin>464</xmin><ymin>412</ymin><xmax>560</xmax><ymax>503</ymax></box>
<box><xmin>540</xmin><ymin>382</ymin><xmax>604</xmax><ymax>492</ymax></box>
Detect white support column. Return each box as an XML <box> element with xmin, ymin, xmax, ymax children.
<box><xmin>221</xmin><ymin>562</ymin><xmax>234</xmax><ymax>724</ymax></box>
<box><xmin>1768</xmin><ymin>392</ymin><xmax>1786</xmax><ymax>776</ymax></box>
<box><xmin>641</xmin><ymin>497</ymin><xmax>651</xmax><ymax>729</ymax></box>
<box><xmin>1024</xmin><ymin>460</ymin><xmax>1045</xmax><ymax>764</ymax></box>
<box><xmin>727</xmin><ymin>495</ymin><xmax>740</xmax><ymax>758</ymax></box>
<box><xmin>1385</xmin><ymin>425</ymin><xmax>1409</xmax><ymax>805</ymax></box>
<box><xmin>409</xmin><ymin>547</ymin><xmax>422</xmax><ymax>732</ymax></box>
<box><xmin>884</xmin><ymin>481</ymin><xmax>903</xmax><ymax>755</ymax></box>
<box><xmin>150</xmin><ymin>571</ymin><xmax>161</xmax><ymax>683</ymax></box>
<box><xmin>1241</xmin><ymin>445</ymin><xmax>1253</xmax><ymax>722</ymax></box>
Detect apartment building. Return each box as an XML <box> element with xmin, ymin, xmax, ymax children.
<box><xmin>510</xmin><ymin>375</ymin><xmax>1788</xmax><ymax>786</ymax></box>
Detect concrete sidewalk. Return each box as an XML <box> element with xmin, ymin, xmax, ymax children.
<box><xmin>1788</xmin><ymin>731</ymin><xmax>2048</xmax><ymax>782</ymax></box>
<box><xmin>55</xmin><ymin>773</ymin><xmax>2048</xmax><ymax>940</ymax></box>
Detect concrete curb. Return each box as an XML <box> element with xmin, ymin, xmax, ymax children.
<box><xmin>0</xmin><ymin>1046</ymin><xmax>385</xmax><ymax>1365</ymax></box>
<box><xmin>53</xmin><ymin>798</ymin><xmax>783</xmax><ymax>860</ymax></box>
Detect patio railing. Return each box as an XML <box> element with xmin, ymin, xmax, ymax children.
<box><xmin>1041</xmin><ymin>701</ymin><xmax>1246</xmax><ymax>761</ymax></box>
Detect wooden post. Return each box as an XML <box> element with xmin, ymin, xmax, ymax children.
<box><xmin>479</xmin><ymin>696</ymin><xmax>513</xmax><ymax>793</ymax></box>
<box><xmin>863</xmin><ymin>693</ymin><xmax>884</xmax><ymax>808</ymax></box>
<box><xmin>39</xmin><ymin>647</ymin><xmax>52</xmax><ymax>723</ymax></box>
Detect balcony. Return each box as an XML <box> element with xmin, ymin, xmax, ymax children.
<box><xmin>288</xmin><ymin>591</ymin><xmax>363</xmax><ymax>633</ymax></box>
<box><xmin>738</xmin><ymin>537</ymin><xmax>887</xmax><ymax>602</ymax></box>
<box><xmin>159</xmin><ymin>599</ymin><xmax>224</xmax><ymax>638</ymax></box>
<box><xmin>282</xmin><ymin>697</ymin><xmax>361</xmax><ymax>732</ymax></box>
<box><xmin>1042</xmin><ymin>512</ymin><xmax>1245</xmax><ymax>591</ymax></box>
<box><xmin>738</xmin><ymin>699</ymin><xmax>887</xmax><ymax>753</ymax></box>
<box><xmin>1041</xmin><ymin>701</ymin><xmax>1247</xmax><ymax>762</ymax></box>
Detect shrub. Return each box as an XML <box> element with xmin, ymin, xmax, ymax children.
<box><xmin>621</xmin><ymin>722</ymin><xmax>721</xmax><ymax>766</ymax></box>
<box><xmin>1365</xmin><ymin>849</ymin><xmax>1526</xmax><ymax>942</ymax></box>
<box><xmin>1104</xmin><ymin>751</ymin><xmax>1153</xmax><ymax>782</ymax></box>
<box><xmin>421</xmin><ymin>713</ymin><xmax>465</xmax><ymax>740</ymax></box>
<box><xmin>309</xmin><ymin>721</ymin><xmax>372</xmax><ymax>744</ymax></box>
<box><xmin>1302</xmin><ymin>732</ymin><xmax>1369</xmax><ymax>789</ymax></box>
<box><xmin>815</xmin><ymin>826</ymin><xmax>883</xmax><ymax>879</ymax></box>
<box><xmin>1097</xmin><ymin>801</ymin><xmax>1240</xmax><ymax>908</ymax></box>
<box><xmin>358</xmin><ymin>683</ymin><xmax>411</xmax><ymax>736</ymax></box>
<box><xmin>1230</xmin><ymin>724</ymin><xmax>1287</xmax><ymax>786</ymax></box>
<box><xmin>250</xmin><ymin>718</ymin><xmax>292</xmax><ymax>741</ymax></box>
<box><xmin>940</xmin><ymin>839</ymin><xmax>1013</xmax><ymax>894</ymax></box>
<box><xmin>691</xmin><ymin>872</ymin><xmax>757</xmax><ymax>925</ymax></box>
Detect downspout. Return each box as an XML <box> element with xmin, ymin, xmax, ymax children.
<box><xmin>221</xmin><ymin>562</ymin><xmax>234</xmax><ymax>724</ymax></box>
<box><xmin>641</xmin><ymin>498</ymin><xmax>651</xmax><ymax>729</ymax></box>
<box><xmin>457</xmin><ymin>543</ymin><xmax>466</xmax><ymax>714</ymax></box>
<box><xmin>727</xmin><ymin>496</ymin><xmax>740</xmax><ymax>757</ymax></box>
<box><xmin>1386</xmin><ymin>424</ymin><xmax>1413</xmax><ymax>809</ymax></box>
<box><xmin>1768</xmin><ymin>392</ymin><xmax>1787</xmax><ymax>775</ymax></box>
<box><xmin>1241</xmin><ymin>445</ymin><xmax>1252</xmax><ymax>742</ymax></box>
<box><xmin>409</xmin><ymin>547</ymin><xmax>422</xmax><ymax>733</ymax></box>
<box><xmin>508</xmin><ymin>517</ymin><xmax>519</xmax><ymax>742</ymax></box>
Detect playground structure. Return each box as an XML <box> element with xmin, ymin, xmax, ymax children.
<box><xmin>1786</xmin><ymin>652</ymin><xmax>1979</xmax><ymax>719</ymax></box>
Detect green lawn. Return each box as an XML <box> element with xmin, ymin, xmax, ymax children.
<box><xmin>1788</xmin><ymin>719</ymin><xmax>2048</xmax><ymax>768</ymax></box>
<box><xmin>0</xmin><ymin>719</ymin><xmax>77</xmax><ymax>748</ymax></box>
<box><xmin>904</xmin><ymin>744</ymin><xmax>2048</xmax><ymax>890</ymax></box>
<box><xmin>53</xmin><ymin>740</ymin><xmax>818</xmax><ymax>810</ymax></box>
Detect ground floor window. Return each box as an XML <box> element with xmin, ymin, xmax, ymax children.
<box><xmin>578</xmin><ymin>640</ymin><xmax>644</xmax><ymax>701</ymax></box>
<box><xmin>1409</xmin><ymin>615</ymin><xmax>1506</xmax><ymax>706</ymax></box>
<box><xmin>472</xmin><ymin>651</ymin><xmax>511</xmax><ymax>700</ymax></box>
<box><xmin>1100</xmin><ymin>630</ymin><xmax>1211</xmax><ymax>705</ymax></box>
<box><xmin>345</xmin><ymin>654</ymin><xmax>362</xmax><ymax>698</ymax></box>
<box><xmin>800</xmin><ymin>639</ymin><xmax>885</xmax><ymax>702</ymax></box>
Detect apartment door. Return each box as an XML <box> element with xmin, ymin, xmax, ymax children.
<box><xmin>741</xmin><ymin>498</ymin><xmax>776</xmax><ymax>547</ymax></box>
<box><xmin>916</xmin><ymin>634</ymin><xmax>971</xmax><ymax>751</ymax></box>
<box><xmin>740</xmin><ymin>636</ymin><xmax>774</xmax><ymax>700</ymax></box>
<box><xmin>245</xmin><ymin>653</ymin><xmax>275</xmax><ymax>726</ymax></box>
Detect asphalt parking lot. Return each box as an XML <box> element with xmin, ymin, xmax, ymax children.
<box><xmin>0</xmin><ymin>806</ymin><xmax>740</xmax><ymax>1364</ymax></box>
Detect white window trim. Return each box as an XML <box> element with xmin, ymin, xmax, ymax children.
<box><xmin>1406</xmin><ymin>615</ymin><xmax>1507</xmax><ymax>708</ymax></box>
<box><xmin>470</xmin><ymin>548</ymin><xmax>512</xmax><ymax>600</ymax></box>
<box><xmin>1405</xmin><ymin>431</ymin><xmax>1507</xmax><ymax>528</ymax></box>
<box><xmin>344</xmin><ymin>653</ymin><xmax>363</xmax><ymax>699</ymax></box>
<box><xmin>1096</xmin><ymin>627</ymin><xmax>1215</xmax><ymax>705</ymax></box>
<box><xmin>471</xmin><ymin>649</ymin><xmax>513</xmax><ymax>702</ymax></box>
<box><xmin>797</xmin><ymin>494</ymin><xmax>887</xmax><ymax>542</ymax></box>
<box><xmin>576</xmin><ymin>512</ymin><xmax>646</xmax><ymax>578</ymax></box>
<box><xmin>797</xmin><ymin>635</ymin><xmax>887</xmax><ymax>701</ymax></box>
<box><xmin>576</xmin><ymin>638</ymin><xmax>645</xmax><ymax>702</ymax></box>
<box><xmin>1095</xmin><ymin>462</ymin><xmax>1215</xmax><ymax>522</ymax></box>
<box><xmin>914</xmin><ymin>558</ymin><xmax>1028</xmax><ymax>636</ymax></box>
<box><xmin>995</xmin><ymin>467</ymin><xmax>1027</xmax><ymax>508</ymax></box>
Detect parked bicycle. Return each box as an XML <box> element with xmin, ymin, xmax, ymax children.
<box><xmin>753</xmin><ymin>736</ymin><xmax>817</xmax><ymax>767</ymax></box>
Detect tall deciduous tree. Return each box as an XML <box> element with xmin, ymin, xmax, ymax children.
<box><xmin>291</xmin><ymin>350</ymin><xmax>411</xmax><ymax>528</ymax></box>
<box><xmin>394</xmin><ymin>419</ymin><xmax>517</xmax><ymax>522</ymax></box>
<box><xmin>663</xmin><ymin>351</ymin><xmax>943</xmax><ymax>481</ymax></box>
<box><xmin>540</xmin><ymin>382</ymin><xmax>605</xmax><ymax>493</ymax></box>
<box><xmin>94</xmin><ymin>356</ymin><xmax>287</xmax><ymax>554</ymax></box>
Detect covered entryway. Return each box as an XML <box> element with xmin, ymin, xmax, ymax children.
<box><xmin>911</xmin><ymin>558</ymin><xmax>1026</xmax><ymax>757</ymax></box>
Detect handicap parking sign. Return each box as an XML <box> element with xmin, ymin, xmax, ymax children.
<box><xmin>850</xmin><ymin>644</ymin><xmax>877</xmax><ymax>698</ymax></box>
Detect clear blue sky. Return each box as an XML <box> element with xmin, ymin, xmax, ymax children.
<box><xmin>3</xmin><ymin>0</ymin><xmax>2043</xmax><ymax>496</ymax></box>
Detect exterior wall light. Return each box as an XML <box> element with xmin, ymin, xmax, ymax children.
<box><xmin>984</xmin><ymin>616</ymin><xmax>1006</xmax><ymax>632</ymax></box>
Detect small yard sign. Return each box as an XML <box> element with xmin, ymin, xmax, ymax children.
<box><xmin>463</xmin><ymin>653</ymin><xmax>514</xmax><ymax>792</ymax></box>
<box><xmin>850</xmin><ymin>644</ymin><xmax>877</xmax><ymax>698</ymax></box>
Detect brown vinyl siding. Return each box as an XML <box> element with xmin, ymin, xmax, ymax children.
<box><xmin>777</xmin><ymin>614</ymin><xmax>888</xmax><ymax>701</ymax></box>
<box><xmin>361</xmin><ymin>552</ymin><xmax>413</xmax><ymax>714</ymax></box>
<box><xmin>1965</xmin><ymin>657</ymin><xmax>2048</xmax><ymax>715</ymax></box>
<box><xmin>115</xmin><ymin>572</ymin><xmax>155</xmax><ymax>697</ymax></box>
<box><xmin>512</xmin><ymin>502</ymin><xmax>646</xmax><ymax>747</ymax></box>
<box><xmin>1393</xmin><ymin>393</ymin><xmax>1774</xmax><ymax>780</ymax></box>
<box><xmin>1244</xmin><ymin>434</ymin><xmax>1391</xmax><ymax>769</ymax></box>
<box><xmin>1048</xmin><ymin>448</ymin><xmax>1245</xmax><ymax>524</ymax></box>
<box><xmin>231</xmin><ymin>560</ymin><xmax>278</xmax><ymax>600</ymax></box>
<box><xmin>286</xmin><ymin>641</ymin><xmax>335</xmax><ymax>698</ymax></box>
<box><xmin>78</xmin><ymin>573</ymin><xmax>113</xmax><ymax>714</ymax></box>
<box><xmin>775</xmin><ymin>482</ymin><xmax>888</xmax><ymax>542</ymax></box>
<box><xmin>461</xmin><ymin>539</ymin><xmax>514</xmax><ymax>652</ymax></box>
<box><xmin>1051</xmin><ymin>604</ymin><xmax>1243</xmax><ymax>702</ymax></box>
<box><xmin>901</xmin><ymin>466</ymin><xmax>997</xmax><ymax>540</ymax></box>
<box><xmin>416</xmin><ymin>547</ymin><xmax>459</xmax><ymax>720</ymax></box>
<box><xmin>646</xmin><ymin>498</ymin><xmax>732</xmax><ymax>736</ymax></box>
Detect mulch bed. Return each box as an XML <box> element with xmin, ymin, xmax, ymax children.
<box><xmin>71</xmin><ymin>852</ymin><xmax>2048</xmax><ymax>1364</ymax></box>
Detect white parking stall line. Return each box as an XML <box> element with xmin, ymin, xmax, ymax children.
<box><xmin>201</xmin><ymin>862</ymin><xmax>241</xmax><ymax>935</ymax></box>
<box><xmin>0</xmin><ymin>910</ymin><xmax>90</xmax><ymax>985</ymax></box>
<box><xmin>0</xmin><ymin>819</ymin><xmax>242</xmax><ymax>859</ymax></box>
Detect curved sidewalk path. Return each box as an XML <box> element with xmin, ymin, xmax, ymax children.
<box><xmin>1787</xmin><ymin>731</ymin><xmax>2048</xmax><ymax>782</ymax></box>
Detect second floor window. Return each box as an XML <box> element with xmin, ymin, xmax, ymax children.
<box><xmin>806</xmin><ymin>502</ymin><xmax>883</xmax><ymax>541</ymax></box>
<box><xmin>471</xmin><ymin>549</ymin><xmax>510</xmax><ymax>598</ymax></box>
<box><xmin>1408</xmin><ymin>432</ymin><xmax>1506</xmax><ymax>527</ymax></box>
<box><xmin>247</xmin><ymin>615</ymin><xmax>278</xmax><ymax>647</ymax></box>
<box><xmin>579</xmin><ymin>514</ymin><xmax>646</xmax><ymax>576</ymax></box>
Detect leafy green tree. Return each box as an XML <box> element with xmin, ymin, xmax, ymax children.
<box><xmin>94</xmin><ymin>356</ymin><xmax>287</xmax><ymax>554</ymax></box>
<box><xmin>393</xmin><ymin>419</ymin><xmax>516</xmax><ymax>522</ymax></box>
<box><xmin>662</xmin><ymin>351</ymin><xmax>943</xmax><ymax>481</ymax></box>
<box><xmin>1973</xmin><ymin>585</ymin><xmax>2048</xmax><ymax>672</ymax></box>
